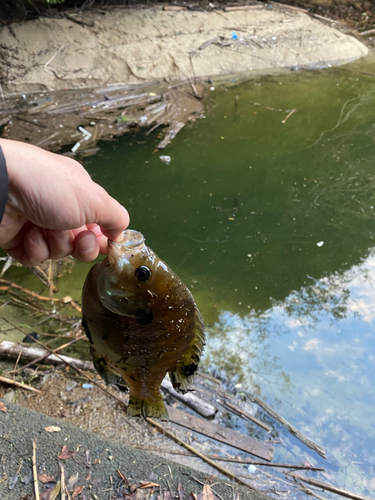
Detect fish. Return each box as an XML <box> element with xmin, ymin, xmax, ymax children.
<box><xmin>81</xmin><ymin>229</ymin><xmax>205</xmax><ymax>419</ymax></box>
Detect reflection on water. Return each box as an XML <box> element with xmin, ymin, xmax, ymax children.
<box><xmin>4</xmin><ymin>60</ymin><xmax>375</xmax><ymax>496</ymax></box>
<box><xmin>204</xmin><ymin>251</ymin><xmax>375</xmax><ymax>494</ymax></box>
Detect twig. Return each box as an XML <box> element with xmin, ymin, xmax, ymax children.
<box><xmin>44</xmin><ymin>45</ymin><xmax>65</xmax><ymax>68</ymax></box>
<box><xmin>0</xmin><ymin>374</ymin><xmax>40</xmax><ymax>393</ymax></box>
<box><xmin>288</xmin><ymin>473</ymin><xmax>373</xmax><ymax>500</ymax></box>
<box><xmin>146</xmin><ymin>417</ymin><xmax>255</xmax><ymax>490</ymax></box>
<box><xmin>13</xmin><ymin>349</ymin><xmax>22</xmax><ymax>381</ymax></box>
<box><xmin>133</xmin><ymin>446</ymin><xmax>324</xmax><ymax>470</ymax></box>
<box><xmin>60</xmin><ymin>463</ymin><xmax>66</xmax><ymax>500</ymax></box>
<box><xmin>282</xmin><ymin>108</ymin><xmax>297</xmax><ymax>124</ymax></box>
<box><xmin>32</xmin><ymin>440</ymin><xmax>40</xmax><ymax>500</ymax></box>
<box><xmin>250</xmin><ymin>395</ymin><xmax>326</xmax><ymax>458</ymax></box>
<box><xmin>0</xmin><ymin>279</ymin><xmax>81</xmax><ymax>313</ymax></box>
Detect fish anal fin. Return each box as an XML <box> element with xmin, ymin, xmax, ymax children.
<box><xmin>127</xmin><ymin>392</ymin><xmax>168</xmax><ymax>420</ymax></box>
<box><xmin>169</xmin><ymin>306</ymin><xmax>205</xmax><ymax>393</ymax></box>
<box><xmin>92</xmin><ymin>352</ymin><xmax>128</xmax><ymax>392</ymax></box>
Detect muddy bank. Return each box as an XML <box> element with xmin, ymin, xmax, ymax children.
<box><xmin>0</xmin><ymin>3</ymin><xmax>370</xmax><ymax>152</ymax></box>
<box><xmin>0</xmin><ymin>4</ymin><xmax>368</xmax><ymax>95</ymax></box>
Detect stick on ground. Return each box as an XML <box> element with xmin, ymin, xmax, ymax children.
<box><xmin>32</xmin><ymin>439</ymin><xmax>40</xmax><ymax>500</ymax></box>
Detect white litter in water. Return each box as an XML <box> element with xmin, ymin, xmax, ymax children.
<box><xmin>316</xmin><ymin>241</ymin><xmax>324</xmax><ymax>247</ymax></box>
<box><xmin>248</xmin><ymin>465</ymin><xmax>257</xmax><ymax>473</ymax></box>
<box><xmin>71</xmin><ymin>142</ymin><xmax>81</xmax><ymax>153</ymax></box>
<box><xmin>160</xmin><ymin>155</ymin><xmax>171</xmax><ymax>165</ymax></box>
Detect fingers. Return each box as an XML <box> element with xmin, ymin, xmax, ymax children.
<box><xmin>92</xmin><ymin>190</ymin><xmax>130</xmax><ymax>242</ymax></box>
<box><xmin>5</xmin><ymin>226</ymin><xmax>101</xmax><ymax>266</ymax></box>
<box><xmin>71</xmin><ymin>229</ymin><xmax>100</xmax><ymax>262</ymax></box>
<box><xmin>46</xmin><ymin>229</ymin><xmax>74</xmax><ymax>260</ymax></box>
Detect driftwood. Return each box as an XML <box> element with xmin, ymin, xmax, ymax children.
<box><xmin>249</xmin><ymin>395</ymin><xmax>326</xmax><ymax>459</ymax></box>
<box><xmin>0</xmin><ymin>341</ymin><xmax>217</xmax><ymax>420</ymax></box>
<box><xmin>217</xmin><ymin>398</ymin><xmax>271</xmax><ymax>432</ymax></box>
<box><xmin>168</xmin><ymin>407</ymin><xmax>273</xmax><ymax>461</ymax></box>
<box><xmin>224</xmin><ymin>5</ymin><xmax>263</xmax><ymax>11</ymax></box>
<box><xmin>161</xmin><ymin>379</ymin><xmax>216</xmax><ymax>419</ymax></box>
<box><xmin>288</xmin><ymin>473</ymin><xmax>374</xmax><ymax>500</ymax></box>
<box><xmin>0</xmin><ymin>341</ymin><xmax>94</xmax><ymax>372</ymax></box>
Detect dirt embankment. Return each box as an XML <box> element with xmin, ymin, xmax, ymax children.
<box><xmin>0</xmin><ymin>3</ymin><xmax>370</xmax><ymax>152</ymax></box>
<box><xmin>1</xmin><ymin>4</ymin><xmax>368</xmax><ymax>94</ymax></box>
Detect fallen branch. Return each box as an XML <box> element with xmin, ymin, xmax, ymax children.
<box><xmin>360</xmin><ymin>28</ymin><xmax>375</xmax><ymax>36</ymax></box>
<box><xmin>0</xmin><ymin>374</ymin><xmax>40</xmax><ymax>393</ymax></box>
<box><xmin>146</xmin><ymin>417</ymin><xmax>256</xmax><ymax>491</ymax></box>
<box><xmin>5</xmin><ymin>335</ymin><xmax>86</xmax><ymax>375</ymax></box>
<box><xmin>32</xmin><ymin>440</ymin><xmax>40</xmax><ymax>500</ymax></box>
<box><xmin>288</xmin><ymin>472</ymin><xmax>373</xmax><ymax>500</ymax></box>
<box><xmin>161</xmin><ymin>378</ymin><xmax>216</xmax><ymax>419</ymax></box>
<box><xmin>134</xmin><ymin>446</ymin><xmax>324</xmax><ymax>470</ymax></box>
<box><xmin>249</xmin><ymin>395</ymin><xmax>326</xmax><ymax>459</ymax></box>
<box><xmin>224</xmin><ymin>5</ymin><xmax>263</xmax><ymax>11</ymax></box>
<box><xmin>0</xmin><ymin>341</ymin><xmax>93</xmax><ymax>372</ymax></box>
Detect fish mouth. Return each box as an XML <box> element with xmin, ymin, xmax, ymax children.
<box><xmin>108</xmin><ymin>229</ymin><xmax>145</xmax><ymax>250</ymax></box>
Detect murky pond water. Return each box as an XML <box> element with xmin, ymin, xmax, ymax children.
<box><xmin>4</xmin><ymin>59</ymin><xmax>375</xmax><ymax>496</ymax></box>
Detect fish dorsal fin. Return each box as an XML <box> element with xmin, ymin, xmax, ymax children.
<box><xmin>169</xmin><ymin>306</ymin><xmax>206</xmax><ymax>392</ymax></box>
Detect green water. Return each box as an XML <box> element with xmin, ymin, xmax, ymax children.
<box><xmin>5</xmin><ymin>61</ymin><xmax>375</xmax><ymax>495</ymax></box>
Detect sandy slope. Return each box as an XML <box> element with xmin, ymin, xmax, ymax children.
<box><xmin>0</xmin><ymin>4</ymin><xmax>368</xmax><ymax>95</ymax></box>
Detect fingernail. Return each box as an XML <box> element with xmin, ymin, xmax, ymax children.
<box><xmin>77</xmin><ymin>234</ymin><xmax>96</xmax><ymax>254</ymax></box>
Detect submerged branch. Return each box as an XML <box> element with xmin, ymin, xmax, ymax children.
<box><xmin>249</xmin><ymin>395</ymin><xmax>326</xmax><ymax>459</ymax></box>
<box><xmin>288</xmin><ymin>472</ymin><xmax>373</xmax><ymax>500</ymax></box>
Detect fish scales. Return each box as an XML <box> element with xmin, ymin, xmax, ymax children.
<box><xmin>82</xmin><ymin>229</ymin><xmax>205</xmax><ymax>419</ymax></box>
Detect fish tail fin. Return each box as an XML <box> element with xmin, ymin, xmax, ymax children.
<box><xmin>169</xmin><ymin>306</ymin><xmax>206</xmax><ymax>393</ymax></box>
<box><xmin>127</xmin><ymin>392</ymin><xmax>169</xmax><ymax>420</ymax></box>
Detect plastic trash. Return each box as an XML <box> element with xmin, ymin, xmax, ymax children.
<box><xmin>316</xmin><ymin>241</ymin><xmax>324</xmax><ymax>247</ymax></box>
<box><xmin>71</xmin><ymin>142</ymin><xmax>81</xmax><ymax>153</ymax></box>
<box><xmin>248</xmin><ymin>465</ymin><xmax>257</xmax><ymax>473</ymax></box>
<box><xmin>160</xmin><ymin>155</ymin><xmax>171</xmax><ymax>165</ymax></box>
<box><xmin>82</xmin><ymin>383</ymin><xmax>93</xmax><ymax>389</ymax></box>
<box><xmin>232</xmin><ymin>31</ymin><xmax>238</xmax><ymax>40</ymax></box>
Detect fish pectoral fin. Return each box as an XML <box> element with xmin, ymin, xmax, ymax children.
<box><xmin>127</xmin><ymin>392</ymin><xmax>168</xmax><ymax>420</ymax></box>
<box><xmin>92</xmin><ymin>353</ymin><xmax>128</xmax><ymax>390</ymax></box>
<box><xmin>169</xmin><ymin>306</ymin><xmax>206</xmax><ymax>393</ymax></box>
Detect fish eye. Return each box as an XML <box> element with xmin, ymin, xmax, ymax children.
<box><xmin>135</xmin><ymin>266</ymin><xmax>151</xmax><ymax>282</ymax></box>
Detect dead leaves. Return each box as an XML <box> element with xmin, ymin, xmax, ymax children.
<box><xmin>0</xmin><ymin>402</ymin><xmax>7</xmax><ymax>412</ymax></box>
<box><xmin>38</xmin><ymin>474</ymin><xmax>55</xmax><ymax>483</ymax></box>
<box><xmin>58</xmin><ymin>445</ymin><xmax>75</xmax><ymax>460</ymax></box>
<box><xmin>44</xmin><ymin>426</ymin><xmax>61</xmax><ymax>433</ymax></box>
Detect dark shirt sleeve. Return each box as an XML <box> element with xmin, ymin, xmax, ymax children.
<box><xmin>0</xmin><ymin>146</ymin><xmax>8</xmax><ymax>224</ymax></box>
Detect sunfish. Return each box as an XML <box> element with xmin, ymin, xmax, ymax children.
<box><xmin>81</xmin><ymin>229</ymin><xmax>205</xmax><ymax>419</ymax></box>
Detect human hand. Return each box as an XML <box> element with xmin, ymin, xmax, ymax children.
<box><xmin>0</xmin><ymin>139</ymin><xmax>129</xmax><ymax>266</ymax></box>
